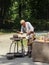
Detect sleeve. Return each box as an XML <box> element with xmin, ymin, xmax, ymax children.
<box><xmin>21</xmin><ymin>26</ymin><xmax>23</xmax><ymax>33</ymax></box>
<box><xmin>28</xmin><ymin>22</ymin><xmax>34</xmax><ymax>32</ymax></box>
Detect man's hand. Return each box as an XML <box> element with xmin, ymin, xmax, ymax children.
<box><xmin>27</xmin><ymin>31</ymin><xmax>32</xmax><ymax>35</ymax></box>
<box><xmin>27</xmin><ymin>32</ymin><xmax>30</xmax><ymax>35</ymax></box>
<box><xmin>16</xmin><ymin>31</ymin><xmax>23</xmax><ymax>35</ymax></box>
<box><xmin>19</xmin><ymin>32</ymin><xmax>23</xmax><ymax>34</ymax></box>
<box><xmin>27</xmin><ymin>31</ymin><xmax>34</xmax><ymax>35</ymax></box>
<box><xmin>18</xmin><ymin>32</ymin><xmax>23</xmax><ymax>35</ymax></box>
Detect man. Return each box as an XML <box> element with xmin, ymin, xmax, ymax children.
<box><xmin>20</xmin><ymin>19</ymin><xmax>35</xmax><ymax>57</ymax></box>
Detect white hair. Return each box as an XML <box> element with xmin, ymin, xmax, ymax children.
<box><xmin>20</xmin><ymin>20</ymin><xmax>25</xmax><ymax>24</ymax></box>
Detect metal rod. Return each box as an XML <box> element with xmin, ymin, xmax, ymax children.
<box><xmin>9</xmin><ymin>41</ymin><xmax>14</xmax><ymax>52</ymax></box>
<box><xmin>14</xmin><ymin>41</ymin><xmax>16</xmax><ymax>53</ymax></box>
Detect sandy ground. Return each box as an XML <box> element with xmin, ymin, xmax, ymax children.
<box><xmin>0</xmin><ymin>33</ymin><xmax>49</xmax><ymax>65</ymax></box>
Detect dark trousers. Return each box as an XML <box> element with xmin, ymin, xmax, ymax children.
<box><xmin>27</xmin><ymin>39</ymin><xmax>32</xmax><ymax>57</ymax></box>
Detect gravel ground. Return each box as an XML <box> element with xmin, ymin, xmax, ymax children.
<box><xmin>0</xmin><ymin>33</ymin><xmax>49</xmax><ymax>65</ymax></box>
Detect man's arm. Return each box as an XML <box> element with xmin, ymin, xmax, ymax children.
<box><xmin>21</xmin><ymin>26</ymin><xmax>23</xmax><ymax>32</ymax></box>
<box><xmin>18</xmin><ymin>26</ymin><xmax>23</xmax><ymax>34</ymax></box>
<box><xmin>16</xmin><ymin>26</ymin><xmax>23</xmax><ymax>34</ymax></box>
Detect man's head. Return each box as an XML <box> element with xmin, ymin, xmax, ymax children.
<box><xmin>20</xmin><ymin>20</ymin><xmax>26</xmax><ymax>27</ymax></box>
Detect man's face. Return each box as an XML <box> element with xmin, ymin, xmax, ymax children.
<box><xmin>22</xmin><ymin>22</ymin><xmax>26</xmax><ymax>27</ymax></box>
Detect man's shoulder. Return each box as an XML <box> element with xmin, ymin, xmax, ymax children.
<box><xmin>26</xmin><ymin>22</ymin><xmax>30</xmax><ymax>24</ymax></box>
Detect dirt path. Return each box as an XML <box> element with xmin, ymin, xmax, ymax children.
<box><xmin>0</xmin><ymin>33</ymin><xmax>49</xmax><ymax>65</ymax></box>
<box><xmin>0</xmin><ymin>33</ymin><xmax>14</xmax><ymax>55</ymax></box>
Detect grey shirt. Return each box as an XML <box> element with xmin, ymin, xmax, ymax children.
<box><xmin>21</xmin><ymin>22</ymin><xmax>34</xmax><ymax>33</ymax></box>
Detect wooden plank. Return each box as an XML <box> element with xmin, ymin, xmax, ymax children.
<box><xmin>32</xmin><ymin>41</ymin><xmax>49</xmax><ymax>63</ymax></box>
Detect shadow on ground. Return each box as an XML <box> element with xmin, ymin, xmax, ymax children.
<box><xmin>0</xmin><ymin>55</ymin><xmax>49</xmax><ymax>65</ymax></box>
